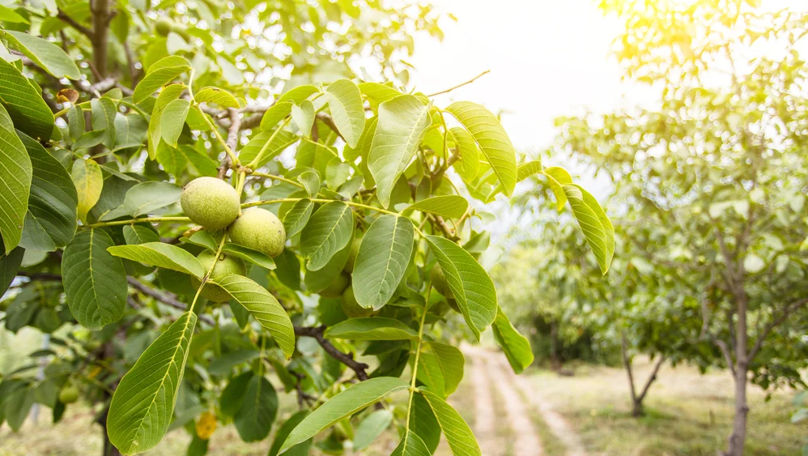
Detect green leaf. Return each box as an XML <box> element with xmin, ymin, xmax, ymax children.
<box><xmin>107</xmin><ymin>242</ymin><xmax>204</xmax><ymax>277</ymax></box>
<box><xmin>291</xmin><ymin>100</ymin><xmax>315</xmax><ymax>134</ymax></box>
<box><xmin>0</xmin><ymin>248</ymin><xmax>24</xmax><ymax>297</ymax></box>
<box><xmin>391</xmin><ymin>430</ymin><xmax>432</xmax><ymax>456</ymax></box>
<box><xmin>517</xmin><ymin>160</ymin><xmax>542</xmax><ymax>181</ymax></box>
<box><xmin>300</xmin><ymin>202</ymin><xmax>354</xmax><ymax>271</ymax></box>
<box><xmin>353</xmin><ymin>409</ymin><xmax>393</xmax><ymax>450</ymax></box>
<box><xmin>0</xmin><ymin>58</ymin><xmax>54</xmax><ymax>141</ymax></box>
<box><xmin>417</xmin><ymin>342</ymin><xmax>464</xmax><ymax>397</ymax></box>
<box><xmin>404</xmin><ymin>195</ymin><xmax>468</xmax><ymax>219</ymax></box>
<box><xmin>358</xmin><ymin>82</ymin><xmax>403</xmax><ymax>106</ymax></box>
<box><xmin>563</xmin><ymin>184</ymin><xmax>614</xmax><ymax>274</ymax></box>
<box><xmin>449</xmin><ymin>127</ymin><xmax>480</xmax><ymax>181</ymax></box>
<box><xmin>426</xmin><ymin>235</ymin><xmax>497</xmax><ymax>339</ymax></box>
<box><xmin>269</xmin><ymin>411</ymin><xmax>312</xmax><ymax>456</ymax></box>
<box><xmin>492</xmin><ymin>308</ymin><xmax>533</xmax><ymax>374</ymax></box>
<box><xmin>62</xmin><ymin>229</ymin><xmax>127</xmax><ymax>328</ymax></box>
<box><xmin>2</xmin><ymin>31</ymin><xmax>80</xmax><ymax>79</ymax></box>
<box><xmin>107</xmin><ymin>311</ymin><xmax>197</xmax><ymax>454</ymax></box>
<box><xmin>234</xmin><ymin>374</ymin><xmax>278</xmax><ymax>442</ymax></box>
<box><xmin>259</xmin><ymin>102</ymin><xmax>293</xmax><ymax>130</ymax></box>
<box><xmin>325</xmin><ymin>79</ymin><xmax>366</xmax><ymax>148</ymax></box>
<box><xmin>195</xmin><ymin>87</ymin><xmax>240</xmax><ymax>108</ymax></box>
<box><xmin>123</xmin><ymin>225</ymin><xmax>160</xmax><ymax>244</ymax></box>
<box><xmin>100</xmin><ymin>181</ymin><xmax>182</xmax><ymax>220</ymax></box>
<box><xmin>220</xmin><ymin>372</ymin><xmax>251</xmax><ymax>417</ymax></box>
<box><xmin>133</xmin><ymin>56</ymin><xmax>191</xmax><ymax>104</ymax></box>
<box><xmin>542</xmin><ymin>167</ymin><xmax>572</xmax><ymax>211</ymax></box>
<box><xmin>0</xmin><ymin>5</ymin><xmax>27</xmax><ymax>23</ymax></box>
<box><xmin>241</xmin><ymin>128</ymin><xmax>299</xmax><ymax>169</ymax></box>
<box><xmin>160</xmin><ymin>99</ymin><xmax>190</xmax><ymax>147</ymax></box>
<box><xmin>419</xmin><ymin>389</ymin><xmax>481</xmax><ymax>456</ymax></box>
<box><xmin>18</xmin><ymin>132</ymin><xmax>78</xmax><ymax>251</ymax></box>
<box><xmin>283</xmin><ymin>198</ymin><xmax>315</xmax><ymax>238</ymax></box>
<box><xmin>148</xmin><ymin>83</ymin><xmax>185</xmax><ymax>159</ymax></box>
<box><xmin>0</xmin><ymin>104</ymin><xmax>32</xmax><ymax>253</ymax></box>
<box><xmin>409</xmin><ymin>384</ymin><xmax>441</xmax><ymax>453</ymax></box>
<box><xmin>352</xmin><ymin>215</ymin><xmax>414</xmax><ymax>310</ymax></box>
<box><xmin>71</xmin><ymin>159</ymin><xmax>103</xmax><ymax>223</ymax></box>
<box><xmin>325</xmin><ymin>317</ymin><xmax>418</xmax><ymax>341</ymax></box>
<box><xmin>446</xmin><ymin>102</ymin><xmax>517</xmax><ymax>196</ymax></box>
<box><xmin>222</xmin><ymin>243</ymin><xmax>276</xmax><ymax>270</ymax></box>
<box><xmin>210</xmin><ymin>274</ymin><xmax>295</xmax><ymax>357</ymax></box>
<box><xmin>279</xmin><ymin>377</ymin><xmax>409</xmax><ymax>453</ymax></box>
<box><xmin>92</xmin><ymin>97</ymin><xmax>117</xmax><ymax>147</ymax></box>
<box><xmin>368</xmin><ymin>95</ymin><xmax>430</xmax><ymax>207</ymax></box>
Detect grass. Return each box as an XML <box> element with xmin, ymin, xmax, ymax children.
<box><xmin>1</xmin><ymin>347</ymin><xmax>804</xmax><ymax>455</ymax></box>
<box><xmin>523</xmin><ymin>358</ymin><xmax>805</xmax><ymax>455</ymax></box>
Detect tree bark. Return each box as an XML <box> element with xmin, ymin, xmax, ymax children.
<box><xmin>620</xmin><ymin>333</ymin><xmax>641</xmax><ymax>416</ymax></box>
<box><xmin>726</xmin><ymin>294</ymin><xmax>749</xmax><ymax>456</ymax></box>
<box><xmin>549</xmin><ymin>320</ymin><xmax>561</xmax><ymax>371</ymax></box>
<box><xmin>90</xmin><ymin>0</ymin><xmax>111</xmax><ymax>79</ymax></box>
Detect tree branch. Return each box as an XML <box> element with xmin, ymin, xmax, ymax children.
<box><xmin>57</xmin><ymin>9</ymin><xmax>92</xmax><ymax>37</ymax></box>
<box><xmin>715</xmin><ymin>338</ymin><xmax>736</xmax><ymax>377</ymax></box>
<box><xmin>637</xmin><ymin>355</ymin><xmax>666</xmax><ymax>403</ymax></box>
<box><xmin>427</xmin><ymin>70</ymin><xmax>491</xmax><ymax>97</ymax></box>
<box><xmin>748</xmin><ymin>297</ymin><xmax>808</xmax><ymax>362</ymax></box>
<box><xmin>126</xmin><ymin>277</ymin><xmax>215</xmax><ymax>326</ymax></box>
<box><xmin>294</xmin><ymin>325</ymin><xmax>369</xmax><ymax>380</ymax></box>
<box><xmin>90</xmin><ymin>0</ymin><xmax>111</xmax><ymax>79</ymax></box>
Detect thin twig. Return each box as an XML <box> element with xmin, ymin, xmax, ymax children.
<box><xmin>127</xmin><ymin>277</ymin><xmax>216</xmax><ymax>326</ymax></box>
<box><xmin>294</xmin><ymin>326</ymin><xmax>369</xmax><ymax>380</ymax></box>
<box><xmin>57</xmin><ymin>9</ymin><xmax>92</xmax><ymax>37</ymax></box>
<box><xmin>426</xmin><ymin>70</ymin><xmax>491</xmax><ymax>97</ymax></box>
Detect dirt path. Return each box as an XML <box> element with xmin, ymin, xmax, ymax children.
<box><xmin>464</xmin><ymin>345</ymin><xmax>587</xmax><ymax>456</ymax></box>
<box><xmin>467</xmin><ymin>350</ymin><xmax>501</xmax><ymax>455</ymax></box>
<box><xmin>511</xmin><ymin>369</ymin><xmax>588</xmax><ymax>456</ymax></box>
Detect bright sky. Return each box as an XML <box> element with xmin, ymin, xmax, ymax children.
<box><xmin>409</xmin><ymin>0</ymin><xmax>645</xmax><ymax>155</ymax></box>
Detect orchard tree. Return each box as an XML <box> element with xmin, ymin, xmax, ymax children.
<box><xmin>559</xmin><ymin>1</ymin><xmax>808</xmax><ymax>454</ymax></box>
<box><xmin>0</xmin><ymin>1</ymin><xmax>612</xmax><ymax>455</ymax></box>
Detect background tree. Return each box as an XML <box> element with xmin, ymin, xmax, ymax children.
<box><xmin>0</xmin><ymin>1</ymin><xmax>611</xmax><ymax>455</ymax></box>
<box><xmin>557</xmin><ymin>1</ymin><xmax>808</xmax><ymax>453</ymax></box>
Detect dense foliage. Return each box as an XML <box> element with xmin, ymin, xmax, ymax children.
<box><xmin>0</xmin><ymin>1</ymin><xmax>611</xmax><ymax>455</ymax></box>
<box><xmin>552</xmin><ymin>1</ymin><xmax>808</xmax><ymax>454</ymax></box>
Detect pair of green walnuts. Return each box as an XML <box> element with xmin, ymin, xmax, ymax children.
<box><xmin>180</xmin><ymin>177</ymin><xmax>285</xmax><ymax>301</ymax></box>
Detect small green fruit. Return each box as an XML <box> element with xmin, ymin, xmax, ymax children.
<box><xmin>320</xmin><ymin>272</ymin><xmax>349</xmax><ymax>298</ymax></box>
<box><xmin>181</xmin><ymin>177</ymin><xmax>241</xmax><ymax>231</ymax></box>
<box><xmin>343</xmin><ymin>236</ymin><xmax>362</xmax><ymax>273</ymax></box>
<box><xmin>341</xmin><ymin>285</ymin><xmax>375</xmax><ymax>317</ymax></box>
<box><xmin>430</xmin><ymin>264</ymin><xmax>452</xmax><ymax>298</ymax></box>
<box><xmin>59</xmin><ymin>385</ymin><xmax>79</xmax><ymax>404</ymax></box>
<box><xmin>229</xmin><ymin>207</ymin><xmax>286</xmax><ymax>257</ymax></box>
<box><xmin>155</xmin><ymin>19</ymin><xmax>173</xmax><ymax>36</ymax></box>
<box><xmin>191</xmin><ymin>251</ymin><xmax>245</xmax><ymax>302</ymax></box>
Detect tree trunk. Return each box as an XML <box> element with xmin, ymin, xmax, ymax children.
<box><xmin>620</xmin><ymin>333</ymin><xmax>641</xmax><ymax>416</ymax></box>
<box><xmin>549</xmin><ymin>320</ymin><xmax>561</xmax><ymax>371</ymax></box>
<box><xmin>726</xmin><ymin>293</ymin><xmax>749</xmax><ymax>456</ymax></box>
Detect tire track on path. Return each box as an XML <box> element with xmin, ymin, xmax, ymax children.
<box><xmin>482</xmin><ymin>351</ymin><xmax>545</xmax><ymax>456</ymax></box>
<box><xmin>467</xmin><ymin>349</ymin><xmax>501</xmax><ymax>455</ymax></box>
<box><xmin>511</xmin><ymin>371</ymin><xmax>588</xmax><ymax>456</ymax></box>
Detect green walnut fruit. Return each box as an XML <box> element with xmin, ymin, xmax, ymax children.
<box><xmin>430</xmin><ymin>264</ymin><xmax>452</xmax><ymax>298</ymax></box>
<box><xmin>320</xmin><ymin>272</ymin><xmax>349</xmax><ymax>298</ymax></box>
<box><xmin>181</xmin><ymin>177</ymin><xmax>241</xmax><ymax>231</ymax></box>
<box><xmin>341</xmin><ymin>285</ymin><xmax>375</xmax><ymax>317</ymax></box>
<box><xmin>155</xmin><ymin>18</ymin><xmax>174</xmax><ymax>36</ymax></box>
<box><xmin>431</xmin><ymin>264</ymin><xmax>459</xmax><ymax>312</ymax></box>
<box><xmin>59</xmin><ymin>385</ymin><xmax>79</xmax><ymax>404</ymax></box>
<box><xmin>343</xmin><ymin>236</ymin><xmax>362</xmax><ymax>273</ymax></box>
<box><xmin>229</xmin><ymin>207</ymin><xmax>286</xmax><ymax>257</ymax></box>
<box><xmin>191</xmin><ymin>251</ymin><xmax>245</xmax><ymax>302</ymax></box>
